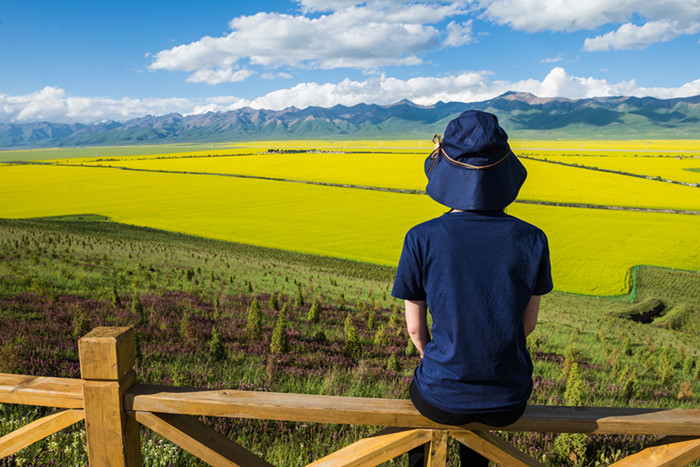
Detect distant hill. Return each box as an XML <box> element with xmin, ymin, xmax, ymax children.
<box><xmin>2</xmin><ymin>92</ymin><xmax>699</xmax><ymax>148</ymax></box>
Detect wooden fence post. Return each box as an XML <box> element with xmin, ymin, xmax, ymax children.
<box><xmin>79</xmin><ymin>327</ymin><xmax>142</xmax><ymax>466</ymax></box>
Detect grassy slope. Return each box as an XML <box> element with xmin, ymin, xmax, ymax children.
<box><xmin>0</xmin><ymin>217</ymin><xmax>698</xmax><ymax>466</ymax></box>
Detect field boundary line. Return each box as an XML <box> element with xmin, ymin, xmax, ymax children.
<box><xmin>520</xmin><ymin>155</ymin><xmax>699</xmax><ymax>187</ymax></box>
<box><xmin>6</xmin><ymin>160</ymin><xmax>700</xmax><ymax>216</ymax></box>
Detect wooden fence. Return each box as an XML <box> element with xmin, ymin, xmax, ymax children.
<box><xmin>1</xmin><ymin>327</ymin><xmax>699</xmax><ymax>466</ymax></box>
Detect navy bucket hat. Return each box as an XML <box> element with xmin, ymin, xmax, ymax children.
<box><xmin>425</xmin><ymin>110</ymin><xmax>527</xmax><ymax>211</ymax></box>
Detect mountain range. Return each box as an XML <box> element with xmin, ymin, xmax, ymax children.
<box><xmin>2</xmin><ymin>92</ymin><xmax>699</xmax><ymax>148</ymax></box>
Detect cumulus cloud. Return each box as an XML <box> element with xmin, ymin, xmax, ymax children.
<box><xmin>207</xmin><ymin>68</ymin><xmax>700</xmax><ymax>111</ymax></box>
<box><xmin>509</xmin><ymin>67</ymin><xmax>700</xmax><ymax>99</ymax></box>
<box><xmin>149</xmin><ymin>2</ymin><xmax>469</xmax><ymax>84</ymax></box>
<box><xmin>584</xmin><ymin>20</ymin><xmax>699</xmax><ymax>51</ymax></box>
<box><xmin>0</xmin><ymin>87</ymin><xmax>199</xmax><ymax>124</ymax></box>
<box><xmin>480</xmin><ymin>0</ymin><xmax>700</xmax><ymax>49</ymax></box>
<box><xmin>4</xmin><ymin>69</ymin><xmax>700</xmax><ymax>124</ymax></box>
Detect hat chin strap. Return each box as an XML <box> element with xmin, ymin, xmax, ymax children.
<box><xmin>428</xmin><ymin>133</ymin><xmax>512</xmax><ymax>173</ymax></box>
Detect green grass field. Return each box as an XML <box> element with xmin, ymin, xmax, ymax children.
<box><xmin>0</xmin><ymin>217</ymin><xmax>697</xmax><ymax>466</ymax></box>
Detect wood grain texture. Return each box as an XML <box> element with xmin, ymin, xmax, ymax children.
<box><xmin>126</xmin><ymin>385</ymin><xmax>700</xmax><ymax>436</ymax></box>
<box><xmin>608</xmin><ymin>436</ymin><xmax>700</xmax><ymax>467</ymax></box>
<box><xmin>426</xmin><ymin>430</ymin><xmax>447</xmax><ymax>466</ymax></box>
<box><xmin>80</xmin><ymin>327</ymin><xmax>141</xmax><ymax>467</ymax></box>
<box><xmin>450</xmin><ymin>430</ymin><xmax>545</xmax><ymax>467</ymax></box>
<box><xmin>135</xmin><ymin>411</ymin><xmax>273</xmax><ymax>467</ymax></box>
<box><xmin>307</xmin><ymin>428</ymin><xmax>432</xmax><ymax>467</ymax></box>
<box><xmin>0</xmin><ymin>373</ymin><xmax>83</xmax><ymax>408</ymax></box>
<box><xmin>0</xmin><ymin>409</ymin><xmax>84</xmax><ymax>458</ymax></box>
<box><xmin>78</xmin><ymin>327</ymin><xmax>135</xmax><ymax>381</ymax></box>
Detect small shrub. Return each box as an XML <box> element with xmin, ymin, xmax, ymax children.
<box><xmin>268</xmin><ymin>293</ymin><xmax>279</xmax><ymax>311</ymax></box>
<box><xmin>565</xmin><ymin>362</ymin><xmax>584</xmax><ymax>406</ymax></box>
<box><xmin>337</xmin><ymin>292</ymin><xmax>346</xmax><ymax>311</ymax></box>
<box><xmin>388</xmin><ymin>313</ymin><xmax>399</xmax><ymax>330</ymax></box>
<box><xmin>367</xmin><ymin>308</ymin><xmax>376</xmax><ymax>331</ymax></box>
<box><xmin>209</xmin><ymin>330</ymin><xmax>225</xmax><ymax>361</ymax></box>
<box><xmin>677</xmin><ymin>380</ymin><xmax>693</xmax><ymax>401</ymax></box>
<box><xmin>659</xmin><ymin>361</ymin><xmax>674</xmax><ymax>386</ymax></box>
<box><xmin>562</xmin><ymin>344</ymin><xmax>579</xmax><ymax>380</ymax></box>
<box><xmin>246</xmin><ymin>299</ymin><xmax>263</xmax><ymax>340</ymax></box>
<box><xmin>307</xmin><ymin>297</ymin><xmax>321</xmax><ymax>323</ymax></box>
<box><xmin>280</xmin><ymin>301</ymin><xmax>292</xmax><ymax>320</ymax></box>
<box><xmin>343</xmin><ymin>319</ymin><xmax>361</xmax><ymax>358</ymax></box>
<box><xmin>295</xmin><ymin>285</ymin><xmax>304</xmax><ymax>307</ymax></box>
<box><xmin>682</xmin><ymin>355</ymin><xmax>696</xmax><ymax>376</ymax></box>
<box><xmin>373</xmin><ymin>325</ymin><xmax>389</xmax><ymax>347</ymax></box>
<box><xmin>270</xmin><ymin>316</ymin><xmax>288</xmax><ymax>354</ymax></box>
<box><xmin>387</xmin><ymin>353</ymin><xmax>401</xmax><ymax>372</ymax></box>
<box><xmin>111</xmin><ymin>285</ymin><xmax>122</xmax><ymax>308</ymax></box>
<box><xmin>618</xmin><ymin>365</ymin><xmax>638</xmax><ymax>400</ymax></box>
<box><xmin>553</xmin><ymin>433</ymin><xmax>587</xmax><ymax>466</ymax></box>
<box><xmin>344</xmin><ymin>313</ymin><xmax>353</xmax><ymax>335</ymax></box>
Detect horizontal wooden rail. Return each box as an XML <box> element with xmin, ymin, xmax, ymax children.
<box><xmin>1</xmin><ymin>326</ymin><xmax>699</xmax><ymax>467</ymax></box>
<box><xmin>3</xmin><ymin>373</ymin><xmax>697</xmax><ymax>437</ymax></box>
<box><xmin>125</xmin><ymin>385</ymin><xmax>700</xmax><ymax>436</ymax></box>
<box><xmin>0</xmin><ymin>374</ymin><xmax>83</xmax><ymax>409</ymax></box>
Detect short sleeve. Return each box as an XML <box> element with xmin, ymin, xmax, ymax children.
<box><xmin>392</xmin><ymin>230</ymin><xmax>427</xmax><ymax>300</ymax></box>
<box><xmin>533</xmin><ymin>232</ymin><xmax>553</xmax><ymax>296</ymax></box>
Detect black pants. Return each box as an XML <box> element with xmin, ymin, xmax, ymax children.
<box><xmin>408</xmin><ymin>381</ymin><xmax>526</xmax><ymax>467</ymax></box>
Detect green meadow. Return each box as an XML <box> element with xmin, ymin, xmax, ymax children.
<box><xmin>0</xmin><ymin>216</ymin><xmax>698</xmax><ymax>466</ymax></box>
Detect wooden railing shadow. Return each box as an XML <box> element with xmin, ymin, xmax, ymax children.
<box><xmin>1</xmin><ymin>327</ymin><xmax>699</xmax><ymax>466</ymax></box>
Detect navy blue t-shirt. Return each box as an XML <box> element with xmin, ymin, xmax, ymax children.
<box><xmin>392</xmin><ymin>210</ymin><xmax>553</xmax><ymax>413</ymax></box>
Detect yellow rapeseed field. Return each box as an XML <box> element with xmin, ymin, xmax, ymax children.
<box><xmin>1</xmin><ymin>162</ymin><xmax>698</xmax><ymax>295</ymax></box>
<box><xmin>521</xmin><ymin>154</ymin><xmax>699</xmax><ymax>185</ymax></box>
<box><xmin>510</xmin><ymin>139</ymin><xmax>700</xmax><ymax>152</ymax></box>
<box><xmin>59</xmin><ymin>150</ymin><xmax>700</xmax><ymax>212</ymax></box>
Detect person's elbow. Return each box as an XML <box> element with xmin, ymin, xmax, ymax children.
<box><xmin>406</xmin><ymin>322</ymin><xmax>422</xmax><ymax>338</ymax></box>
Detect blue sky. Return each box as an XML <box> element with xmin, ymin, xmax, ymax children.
<box><xmin>1</xmin><ymin>0</ymin><xmax>699</xmax><ymax>123</ymax></box>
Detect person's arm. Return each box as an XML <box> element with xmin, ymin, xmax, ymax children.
<box><xmin>405</xmin><ymin>299</ymin><xmax>430</xmax><ymax>358</ymax></box>
<box><xmin>523</xmin><ymin>295</ymin><xmax>541</xmax><ymax>337</ymax></box>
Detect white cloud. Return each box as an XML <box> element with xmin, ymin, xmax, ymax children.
<box><xmin>261</xmin><ymin>72</ymin><xmax>293</xmax><ymax>80</ymax></box>
<box><xmin>186</xmin><ymin>67</ymin><xmax>255</xmax><ymax>85</ymax></box>
<box><xmin>509</xmin><ymin>67</ymin><xmax>700</xmax><ymax>99</ymax></box>
<box><xmin>297</xmin><ymin>0</ymin><xmax>362</xmax><ymax>13</ymax></box>
<box><xmin>0</xmin><ymin>87</ymin><xmax>199</xmax><ymax>124</ymax></box>
<box><xmin>149</xmin><ymin>2</ymin><xmax>469</xmax><ymax>84</ymax></box>
<box><xmin>584</xmin><ymin>20</ymin><xmax>698</xmax><ymax>51</ymax></box>
<box><xmin>480</xmin><ymin>0</ymin><xmax>700</xmax><ymax>32</ymax></box>
<box><xmin>3</xmin><ymin>69</ymin><xmax>700</xmax><ymax>124</ymax></box>
<box><xmin>191</xmin><ymin>67</ymin><xmax>700</xmax><ymax>111</ymax></box>
<box><xmin>480</xmin><ymin>0</ymin><xmax>628</xmax><ymax>32</ymax></box>
<box><xmin>444</xmin><ymin>20</ymin><xmax>474</xmax><ymax>46</ymax></box>
<box><xmin>479</xmin><ymin>0</ymin><xmax>700</xmax><ymax>49</ymax></box>
<box><xmin>539</xmin><ymin>54</ymin><xmax>565</xmax><ymax>63</ymax></box>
